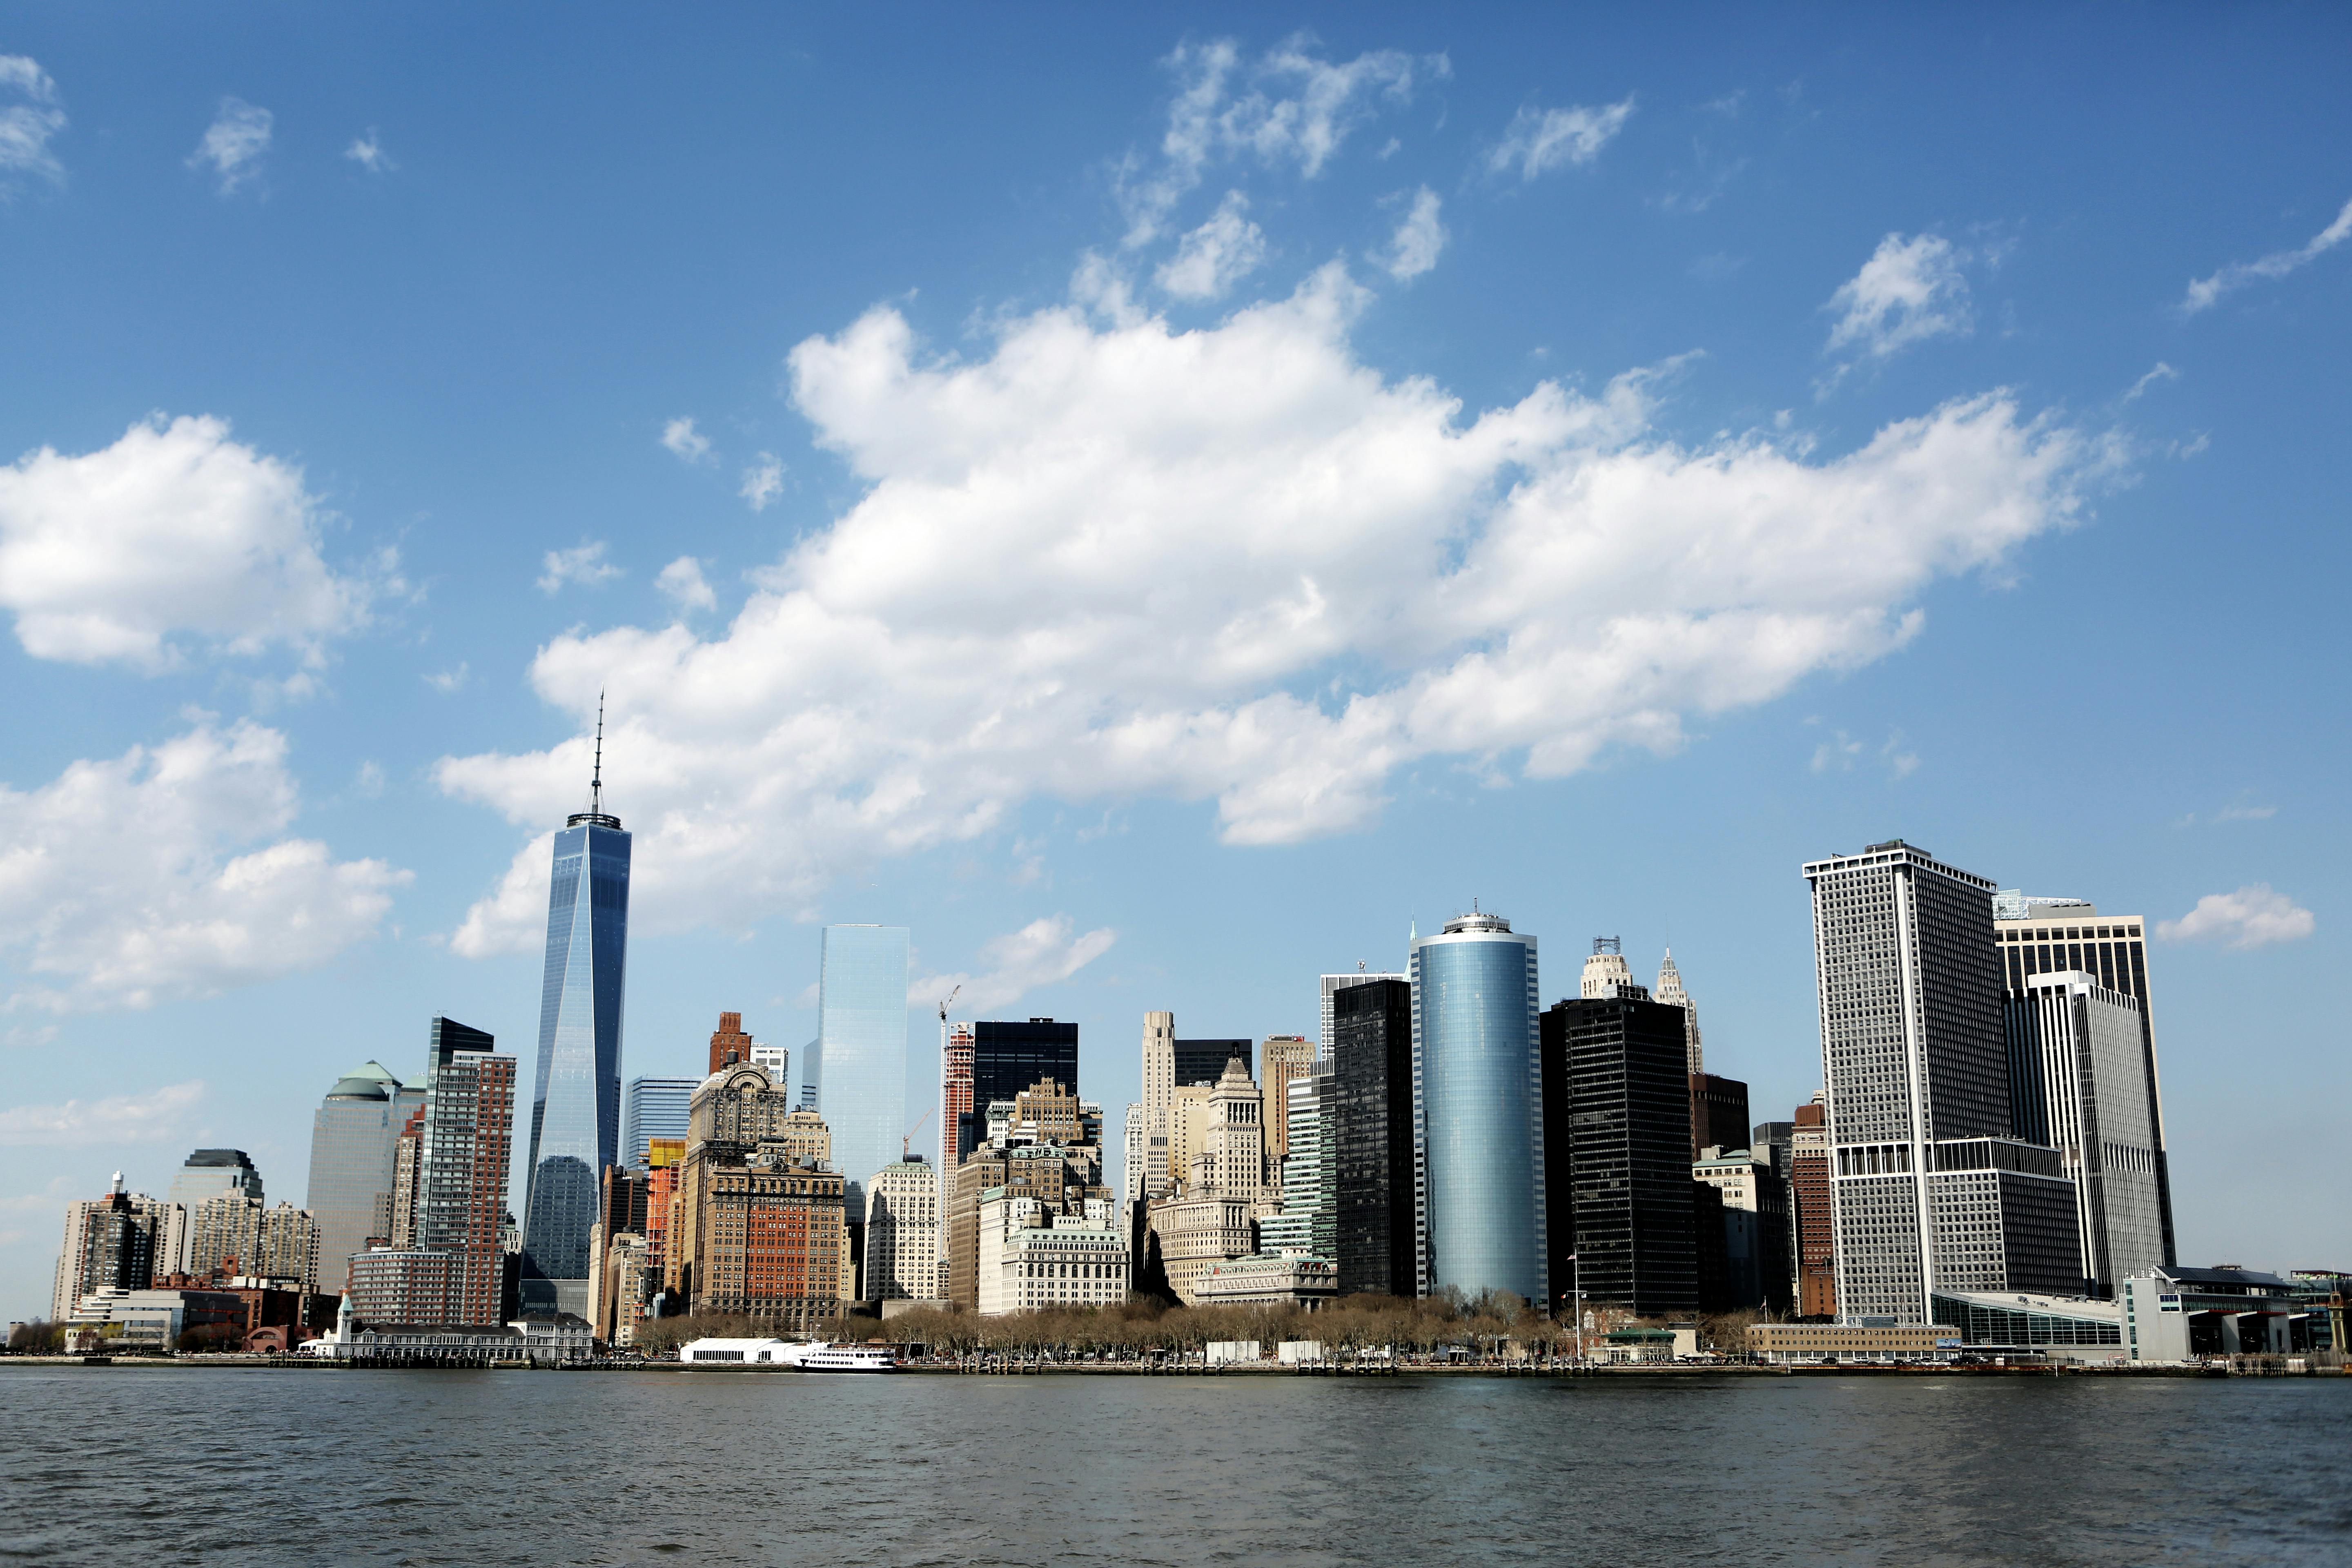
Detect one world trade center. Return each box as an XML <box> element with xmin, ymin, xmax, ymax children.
<box><xmin>521</xmin><ymin>709</ymin><xmax>630</xmax><ymax>1316</ymax></box>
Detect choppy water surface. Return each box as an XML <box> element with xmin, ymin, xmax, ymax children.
<box><xmin>1</xmin><ymin>1368</ymin><xmax>2346</xmax><ymax>1566</ymax></box>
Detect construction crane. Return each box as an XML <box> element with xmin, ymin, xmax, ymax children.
<box><xmin>903</xmin><ymin>1107</ymin><xmax>933</xmax><ymax>1160</ymax></box>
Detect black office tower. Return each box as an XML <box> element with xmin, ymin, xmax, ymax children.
<box><xmin>1172</xmin><ymin>1038</ymin><xmax>1252</xmax><ymax>1087</ymax></box>
<box><xmin>961</xmin><ymin>1019</ymin><xmax>1080</xmax><ymax>1161</ymax></box>
<box><xmin>1331</xmin><ymin>980</ymin><xmax>1415</xmax><ymax>1297</ymax></box>
<box><xmin>1541</xmin><ymin>993</ymin><xmax>1698</xmax><ymax>1319</ymax></box>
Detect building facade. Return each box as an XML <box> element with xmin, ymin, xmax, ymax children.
<box><xmin>623</xmin><ymin>1076</ymin><xmax>696</xmax><ymax>1170</ymax></box>
<box><xmin>1260</xmin><ymin>1069</ymin><xmax>1336</xmax><ymax>1260</ymax></box>
<box><xmin>942</xmin><ymin>1021</ymin><xmax>974</xmax><ymax>1180</ymax></box>
<box><xmin>1806</xmin><ymin>842</ymin><xmax>2078</xmax><ymax>1324</ymax></box>
<box><xmin>1412</xmin><ymin>910</ymin><xmax>1545</xmax><ymax>1305</ymax></box>
<box><xmin>812</xmin><ymin>924</ymin><xmax>909</xmax><ymax>1213</ymax></box>
<box><xmin>864</xmin><ymin>1154</ymin><xmax>941</xmax><ymax>1303</ymax></box>
<box><xmin>1653</xmin><ymin>950</ymin><xmax>1704</xmax><ymax>1074</ymax></box>
<box><xmin>1138</xmin><ymin>1011</ymin><xmax>1175</xmax><ymax>1202</ymax></box>
<box><xmin>1692</xmin><ymin>1147</ymin><xmax>1791</xmax><ymax>1314</ymax></box>
<box><xmin>522</xmin><ymin>773</ymin><xmax>632</xmax><ymax>1316</ymax></box>
<box><xmin>1541</xmin><ymin>989</ymin><xmax>1697</xmax><ymax>1321</ymax></box>
<box><xmin>1321</xmin><ymin>971</ymin><xmax>1408</xmax><ymax>1059</ymax></box>
<box><xmin>1994</xmin><ymin>897</ymin><xmax>2176</xmax><ymax>1266</ymax></box>
<box><xmin>414</xmin><ymin>1016</ymin><xmax>517</xmax><ymax>1325</ymax></box>
<box><xmin>1790</xmin><ymin>1099</ymin><xmax>1837</xmax><ymax>1317</ymax></box>
<box><xmin>51</xmin><ymin>1176</ymin><xmax>177</xmax><ymax>1322</ymax></box>
<box><xmin>1258</xmin><ymin>1035</ymin><xmax>1316</xmax><ymax>1164</ymax></box>
<box><xmin>2008</xmin><ymin>970</ymin><xmax>2167</xmax><ymax>1296</ymax></box>
<box><xmin>1331</xmin><ymin>978</ymin><xmax>1414</xmax><ymax>1298</ymax></box>
<box><xmin>976</xmin><ymin>1193</ymin><xmax>1127</xmax><ymax>1315</ymax></box>
<box><xmin>962</xmin><ymin>1019</ymin><xmax>1080</xmax><ymax>1163</ymax></box>
<box><xmin>306</xmin><ymin>1062</ymin><xmax>424</xmax><ymax>1296</ymax></box>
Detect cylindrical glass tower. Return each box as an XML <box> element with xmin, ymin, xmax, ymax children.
<box><xmin>1412</xmin><ymin>911</ymin><xmax>1545</xmax><ymax>1306</ymax></box>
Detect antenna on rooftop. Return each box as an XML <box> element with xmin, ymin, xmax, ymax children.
<box><xmin>590</xmin><ymin>689</ymin><xmax>606</xmax><ymax>818</ymax></box>
<box><xmin>1593</xmin><ymin>935</ymin><xmax>1620</xmax><ymax>956</ymax></box>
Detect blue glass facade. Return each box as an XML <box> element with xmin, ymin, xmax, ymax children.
<box><xmin>1412</xmin><ymin>913</ymin><xmax>1546</xmax><ymax>1305</ymax></box>
<box><xmin>815</xmin><ymin>924</ymin><xmax>909</xmax><ymax>1207</ymax></box>
<box><xmin>522</xmin><ymin>814</ymin><xmax>631</xmax><ymax>1301</ymax></box>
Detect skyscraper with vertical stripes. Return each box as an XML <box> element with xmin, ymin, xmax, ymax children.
<box><xmin>521</xmin><ymin>710</ymin><xmax>631</xmax><ymax>1317</ymax></box>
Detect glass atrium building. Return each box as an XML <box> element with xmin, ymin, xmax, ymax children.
<box><xmin>813</xmin><ymin>924</ymin><xmax>909</xmax><ymax>1207</ymax></box>
<box><xmin>521</xmin><ymin>794</ymin><xmax>631</xmax><ymax>1314</ymax></box>
<box><xmin>1412</xmin><ymin>911</ymin><xmax>1546</xmax><ymax>1306</ymax></box>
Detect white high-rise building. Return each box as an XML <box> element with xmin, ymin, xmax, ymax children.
<box><xmin>1653</xmin><ymin>951</ymin><xmax>1704</xmax><ymax>1075</ymax></box>
<box><xmin>2009</xmin><ymin>971</ymin><xmax>2166</xmax><ymax>1296</ymax></box>
<box><xmin>1804</xmin><ymin>840</ymin><xmax>2080</xmax><ymax>1324</ymax></box>
<box><xmin>863</xmin><ymin>1154</ymin><xmax>942</xmax><ymax>1303</ymax></box>
<box><xmin>1204</xmin><ymin>1059</ymin><xmax>1267</xmax><ymax>1202</ymax></box>
<box><xmin>1579</xmin><ymin>939</ymin><xmax>1633</xmax><ymax>999</ymax></box>
<box><xmin>1320</xmin><ymin>971</ymin><xmax>1407</xmax><ymax>1058</ymax></box>
<box><xmin>1138</xmin><ymin>1011</ymin><xmax>1176</xmax><ymax>1200</ymax></box>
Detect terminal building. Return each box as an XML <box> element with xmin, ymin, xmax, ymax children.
<box><xmin>2121</xmin><ymin>1265</ymin><xmax>2310</xmax><ymax>1361</ymax></box>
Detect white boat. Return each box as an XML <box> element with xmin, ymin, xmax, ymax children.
<box><xmin>777</xmin><ymin>1339</ymin><xmax>898</xmax><ymax>1372</ymax></box>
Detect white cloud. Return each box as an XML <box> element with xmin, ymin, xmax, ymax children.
<box><xmin>0</xmin><ymin>55</ymin><xmax>67</xmax><ymax>192</ymax></box>
<box><xmin>1825</xmin><ymin>233</ymin><xmax>1973</xmax><ymax>363</ymax></box>
<box><xmin>740</xmin><ymin>455</ymin><xmax>784</xmax><ymax>510</ymax></box>
<box><xmin>2156</xmin><ymin>884</ymin><xmax>2314</xmax><ymax>949</ymax></box>
<box><xmin>1156</xmin><ymin>191</ymin><xmax>1268</xmax><ymax>300</ymax></box>
<box><xmin>2123</xmin><ymin>362</ymin><xmax>2179</xmax><ymax>403</ymax></box>
<box><xmin>662</xmin><ymin>416</ymin><xmax>713</xmax><ymax>464</ymax></box>
<box><xmin>538</xmin><ymin>541</ymin><xmax>621</xmax><ymax>594</ymax></box>
<box><xmin>1119</xmin><ymin>36</ymin><xmax>1443</xmax><ymax>246</ymax></box>
<box><xmin>189</xmin><ymin>97</ymin><xmax>272</xmax><ymax>196</ymax></box>
<box><xmin>657</xmin><ymin>556</ymin><xmax>717</xmax><ymax>612</ymax></box>
<box><xmin>1811</xmin><ymin>731</ymin><xmax>1863</xmax><ymax>773</ymax></box>
<box><xmin>0</xmin><ymin>414</ymin><xmax>373</xmax><ymax>670</ymax></box>
<box><xmin>2214</xmin><ymin>802</ymin><xmax>2276</xmax><ymax>822</ymax></box>
<box><xmin>353</xmin><ymin>760</ymin><xmax>386</xmax><ymax>798</ymax></box>
<box><xmin>1378</xmin><ymin>187</ymin><xmax>1446</xmax><ymax>281</ymax></box>
<box><xmin>424</xmin><ymin>662</ymin><xmax>469</xmax><ymax>693</ymax></box>
<box><xmin>344</xmin><ymin>129</ymin><xmax>392</xmax><ymax>173</ymax></box>
<box><xmin>909</xmin><ymin>916</ymin><xmax>1117</xmax><ymax>1014</ymax></box>
<box><xmin>2183</xmin><ymin>196</ymin><xmax>2352</xmax><ymax>314</ymax></box>
<box><xmin>0</xmin><ymin>720</ymin><xmax>408</xmax><ymax>1011</ymax></box>
<box><xmin>438</xmin><ymin>263</ymin><xmax>2098</xmax><ymax>950</ymax></box>
<box><xmin>0</xmin><ymin>1081</ymin><xmax>205</xmax><ymax>1145</ymax></box>
<box><xmin>1486</xmin><ymin>97</ymin><xmax>1636</xmax><ymax>181</ymax></box>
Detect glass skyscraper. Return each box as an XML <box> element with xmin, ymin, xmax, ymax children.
<box><xmin>622</xmin><ymin>1076</ymin><xmax>695</xmax><ymax>1169</ymax></box>
<box><xmin>306</xmin><ymin>1060</ymin><xmax>425</xmax><ymax>1294</ymax></box>
<box><xmin>521</xmin><ymin>760</ymin><xmax>632</xmax><ymax>1315</ymax></box>
<box><xmin>813</xmin><ymin>924</ymin><xmax>909</xmax><ymax>1205</ymax></box>
<box><xmin>1412</xmin><ymin>910</ymin><xmax>1545</xmax><ymax>1306</ymax></box>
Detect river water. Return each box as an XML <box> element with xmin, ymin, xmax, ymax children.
<box><xmin>0</xmin><ymin>1368</ymin><xmax>2345</xmax><ymax>1565</ymax></box>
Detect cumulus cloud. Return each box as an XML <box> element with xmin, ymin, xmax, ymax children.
<box><xmin>740</xmin><ymin>455</ymin><xmax>784</xmax><ymax>510</ymax></box>
<box><xmin>0</xmin><ymin>54</ymin><xmax>67</xmax><ymax>193</ymax></box>
<box><xmin>1825</xmin><ymin>233</ymin><xmax>1973</xmax><ymax>363</ymax></box>
<box><xmin>1378</xmin><ymin>187</ymin><xmax>1446</xmax><ymax>281</ymax></box>
<box><xmin>424</xmin><ymin>662</ymin><xmax>469</xmax><ymax>693</ymax></box>
<box><xmin>2156</xmin><ymin>884</ymin><xmax>2314</xmax><ymax>949</ymax></box>
<box><xmin>2183</xmin><ymin>196</ymin><xmax>2352</xmax><ymax>314</ymax></box>
<box><xmin>539</xmin><ymin>541</ymin><xmax>621</xmax><ymax>594</ymax></box>
<box><xmin>189</xmin><ymin>97</ymin><xmax>272</xmax><ymax>196</ymax></box>
<box><xmin>0</xmin><ymin>1080</ymin><xmax>205</xmax><ymax>1145</ymax></box>
<box><xmin>1156</xmin><ymin>191</ymin><xmax>1268</xmax><ymax>300</ymax></box>
<box><xmin>0</xmin><ymin>414</ymin><xmax>373</xmax><ymax>670</ymax></box>
<box><xmin>1486</xmin><ymin>97</ymin><xmax>1636</xmax><ymax>181</ymax></box>
<box><xmin>1119</xmin><ymin>36</ymin><xmax>1444</xmax><ymax>246</ymax></box>
<box><xmin>910</xmin><ymin>916</ymin><xmax>1118</xmax><ymax>1015</ymax></box>
<box><xmin>344</xmin><ymin>129</ymin><xmax>392</xmax><ymax>173</ymax></box>
<box><xmin>0</xmin><ymin>720</ymin><xmax>408</xmax><ymax>1011</ymax></box>
<box><xmin>657</xmin><ymin>556</ymin><xmax>717</xmax><ymax>611</ymax></box>
<box><xmin>662</xmin><ymin>416</ymin><xmax>713</xmax><ymax>464</ymax></box>
<box><xmin>2123</xmin><ymin>362</ymin><xmax>2179</xmax><ymax>403</ymax></box>
<box><xmin>437</xmin><ymin>263</ymin><xmax>2099</xmax><ymax>950</ymax></box>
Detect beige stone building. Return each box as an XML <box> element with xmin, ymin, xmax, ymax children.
<box><xmin>863</xmin><ymin>1153</ymin><xmax>940</xmax><ymax>1303</ymax></box>
<box><xmin>1258</xmin><ymin>1036</ymin><xmax>1316</xmax><ymax>1164</ymax></box>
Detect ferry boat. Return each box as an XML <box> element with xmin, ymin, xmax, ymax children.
<box><xmin>777</xmin><ymin>1339</ymin><xmax>898</xmax><ymax>1372</ymax></box>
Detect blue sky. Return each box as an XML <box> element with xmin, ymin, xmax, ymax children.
<box><xmin>1</xmin><ymin>5</ymin><xmax>2345</xmax><ymax>1318</ymax></box>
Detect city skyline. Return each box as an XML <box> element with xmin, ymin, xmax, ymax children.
<box><xmin>3</xmin><ymin>8</ymin><xmax>2347</xmax><ymax>1322</ymax></box>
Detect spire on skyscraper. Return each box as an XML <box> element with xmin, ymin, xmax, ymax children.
<box><xmin>1654</xmin><ymin>949</ymin><xmax>1703</xmax><ymax>1074</ymax></box>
